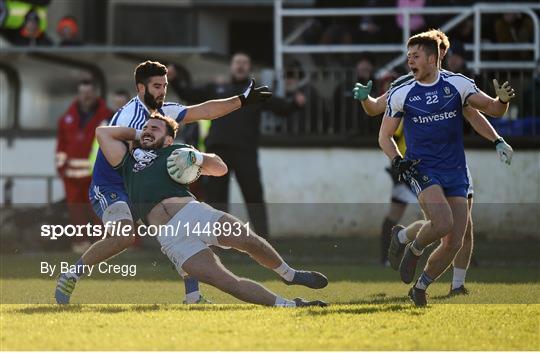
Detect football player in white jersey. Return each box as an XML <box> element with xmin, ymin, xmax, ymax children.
<box><xmin>56</xmin><ymin>61</ymin><xmax>272</xmax><ymax>304</ymax></box>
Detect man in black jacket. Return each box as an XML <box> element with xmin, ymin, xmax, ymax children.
<box><xmin>168</xmin><ymin>52</ymin><xmax>303</xmax><ymax>238</ymax></box>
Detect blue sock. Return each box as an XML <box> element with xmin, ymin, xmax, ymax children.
<box><xmin>184</xmin><ymin>277</ymin><xmax>199</xmax><ymax>293</ymax></box>
<box><xmin>415</xmin><ymin>272</ymin><xmax>433</xmax><ymax>290</ymax></box>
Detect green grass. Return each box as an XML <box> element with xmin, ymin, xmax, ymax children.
<box><xmin>1</xmin><ymin>244</ymin><xmax>539</xmax><ymax>350</ymax></box>
<box><xmin>1</xmin><ymin>303</ymin><xmax>538</xmax><ymax>351</ymax></box>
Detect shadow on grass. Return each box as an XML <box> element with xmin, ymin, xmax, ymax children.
<box><xmin>298</xmin><ymin>292</ymin><xmax>427</xmax><ymax>316</ymax></box>
<box><xmin>8</xmin><ymin>303</ymin><xmax>255</xmax><ymax>315</ymax></box>
<box><xmin>299</xmin><ymin>304</ymin><xmax>423</xmax><ymax>316</ymax></box>
<box><xmin>339</xmin><ymin>292</ymin><xmax>411</xmax><ymax>305</ymax></box>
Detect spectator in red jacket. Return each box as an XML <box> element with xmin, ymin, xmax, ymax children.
<box><xmin>56</xmin><ymin>79</ymin><xmax>112</xmax><ymax>253</ymax></box>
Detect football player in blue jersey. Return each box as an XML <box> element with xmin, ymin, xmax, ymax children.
<box><xmin>353</xmin><ymin>29</ymin><xmax>513</xmax><ymax>296</ymax></box>
<box><xmin>378</xmin><ymin>33</ymin><xmax>515</xmax><ymax>306</ymax></box>
<box><xmin>55</xmin><ymin>61</ymin><xmax>272</xmax><ymax>304</ymax></box>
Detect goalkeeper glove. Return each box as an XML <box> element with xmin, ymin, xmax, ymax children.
<box><xmin>352</xmin><ymin>80</ymin><xmax>373</xmax><ymax>101</ymax></box>
<box><xmin>391</xmin><ymin>156</ymin><xmax>420</xmax><ymax>183</ymax></box>
<box><xmin>494</xmin><ymin>137</ymin><xmax>513</xmax><ymax>165</ymax></box>
<box><xmin>238</xmin><ymin>79</ymin><xmax>273</xmax><ymax>106</ymax></box>
<box><xmin>492</xmin><ymin>79</ymin><xmax>516</xmax><ymax>104</ymax></box>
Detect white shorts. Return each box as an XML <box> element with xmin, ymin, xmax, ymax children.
<box><xmin>158</xmin><ymin>201</ymin><xmax>226</xmax><ymax>273</ymax></box>
<box><xmin>391</xmin><ymin>183</ymin><xmax>418</xmax><ymax>204</ymax></box>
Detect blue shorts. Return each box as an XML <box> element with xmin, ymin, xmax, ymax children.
<box><xmin>89</xmin><ymin>181</ymin><xmax>130</xmax><ymax>220</ymax></box>
<box><xmin>408</xmin><ymin>167</ymin><xmax>470</xmax><ymax>199</ymax></box>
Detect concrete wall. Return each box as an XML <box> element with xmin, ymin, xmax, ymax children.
<box><xmin>1</xmin><ymin>139</ymin><xmax>539</xmax><ymax>237</ymax></box>
<box><xmin>229</xmin><ymin>148</ymin><xmax>540</xmax><ymax>238</ymax></box>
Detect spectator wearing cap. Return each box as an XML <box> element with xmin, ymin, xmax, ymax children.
<box><xmin>56</xmin><ymin>15</ymin><xmax>81</xmax><ymax>46</ymax></box>
<box><xmin>6</xmin><ymin>8</ymin><xmax>52</xmax><ymax>46</ymax></box>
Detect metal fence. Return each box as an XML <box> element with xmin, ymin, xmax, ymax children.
<box><xmin>261</xmin><ymin>67</ymin><xmax>539</xmax><ymax>140</ymax></box>
<box><xmin>274</xmin><ymin>2</ymin><xmax>540</xmax><ymax>84</ymax></box>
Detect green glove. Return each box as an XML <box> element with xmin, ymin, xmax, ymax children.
<box><xmin>352</xmin><ymin>80</ymin><xmax>373</xmax><ymax>101</ymax></box>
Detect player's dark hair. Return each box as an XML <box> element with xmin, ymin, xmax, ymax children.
<box><xmin>134</xmin><ymin>61</ymin><xmax>168</xmax><ymax>86</ymax></box>
<box><xmin>148</xmin><ymin>112</ymin><xmax>178</xmax><ymax>139</ymax></box>
<box><xmin>407</xmin><ymin>34</ymin><xmax>440</xmax><ymax>62</ymax></box>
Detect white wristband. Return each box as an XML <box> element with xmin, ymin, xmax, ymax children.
<box><xmin>134</xmin><ymin>129</ymin><xmax>143</xmax><ymax>140</ymax></box>
<box><xmin>193</xmin><ymin>150</ymin><xmax>204</xmax><ymax>166</ymax></box>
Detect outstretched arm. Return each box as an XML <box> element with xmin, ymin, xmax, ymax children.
<box><xmin>467</xmin><ymin>79</ymin><xmax>515</xmax><ymax>118</ymax></box>
<box><xmin>353</xmin><ymin>80</ymin><xmax>388</xmax><ymax>117</ymax></box>
<box><xmin>463</xmin><ymin>106</ymin><xmax>514</xmax><ymax>165</ymax></box>
<box><xmin>463</xmin><ymin>105</ymin><xmax>500</xmax><ymax>142</ymax></box>
<box><xmin>95</xmin><ymin>126</ymin><xmax>136</xmax><ymax>167</ymax></box>
<box><xmin>183</xmin><ymin>96</ymin><xmax>241</xmax><ymax>123</ymax></box>
<box><xmin>183</xmin><ymin>79</ymin><xmax>272</xmax><ymax>123</ymax></box>
<box><xmin>361</xmin><ymin>92</ymin><xmax>388</xmax><ymax>116</ymax></box>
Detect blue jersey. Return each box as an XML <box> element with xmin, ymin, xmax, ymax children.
<box><xmin>386</xmin><ymin>71</ymin><xmax>479</xmax><ymax>171</ymax></box>
<box><xmin>91</xmin><ymin>96</ymin><xmax>187</xmax><ymax>186</ymax></box>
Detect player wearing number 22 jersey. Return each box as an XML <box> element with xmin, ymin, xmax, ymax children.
<box><xmin>385</xmin><ymin>70</ymin><xmax>478</xmax><ymax>198</ymax></box>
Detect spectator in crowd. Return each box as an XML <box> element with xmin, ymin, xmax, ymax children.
<box><xmin>56</xmin><ymin>80</ymin><xmax>112</xmax><ymax>253</ymax></box>
<box><xmin>112</xmin><ymin>89</ymin><xmax>130</xmax><ymax>112</ymax></box>
<box><xmin>445</xmin><ymin>41</ymin><xmax>473</xmax><ymax>78</ymax></box>
<box><xmin>167</xmin><ymin>52</ymin><xmax>304</xmax><ymax>238</ymax></box>
<box><xmin>4</xmin><ymin>8</ymin><xmax>51</xmax><ymax>46</ymax></box>
<box><xmin>396</xmin><ymin>0</ymin><xmax>426</xmax><ymax>33</ymax></box>
<box><xmin>495</xmin><ymin>13</ymin><xmax>534</xmax><ymax>60</ymax></box>
<box><xmin>334</xmin><ymin>55</ymin><xmax>378</xmax><ymax>134</ymax></box>
<box><xmin>89</xmin><ymin>89</ymin><xmax>129</xmax><ymax>175</ymax></box>
<box><xmin>283</xmin><ymin>64</ymin><xmax>322</xmax><ymax>135</ymax></box>
<box><xmin>353</xmin><ymin>0</ymin><xmax>399</xmax><ymax>43</ymax></box>
<box><xmin>56</xmin><ymin>15</ymin><xmax>81</xmax><ymax>46</ymax></box>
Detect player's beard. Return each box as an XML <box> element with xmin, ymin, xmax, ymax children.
<box><xmin>136</xmin><ymin>134</ymin><xmax>166</xmax><ymax>150</ymax></box>
<box><xmin>143</xmin><ymin>87</ymin><xmax>164</xmax><ymax>110</ymax></box>
<box><xmin>146</xmin><ymin>136</ymin><xmax>166</xmax><ymax>150</ymax></box>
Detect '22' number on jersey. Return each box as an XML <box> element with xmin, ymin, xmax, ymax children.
<box><xmin>426</xmin><ymin>95</ymin><xmax>439</xmax><ymax>105</ymax></box>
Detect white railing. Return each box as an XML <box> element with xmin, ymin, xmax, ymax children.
<box><xmin>274</xmin><ymin>1</ymin><xmax>540</xmax><ymax>92</ymax></box>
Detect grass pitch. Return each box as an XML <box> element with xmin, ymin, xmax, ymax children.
<box><xmin>1</xmin><ymin>238</ymin><xmax>539</xmax><ymax>350</ymax></box>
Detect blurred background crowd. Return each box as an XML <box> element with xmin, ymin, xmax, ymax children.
<box><xmin>0</xmin><ymin>0</ymin><xmax>539</xmax><ymax>254</ymax></box>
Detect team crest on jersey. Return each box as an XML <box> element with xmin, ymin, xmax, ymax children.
<box><xmin>132</xmin><ymin>148</ymin><xmax>158</xmax><ymax>172</ymax></box>
<box><xmin>409</xmin><ymin>95</ymin><xmax>421</xmax><ymax>102</ymax></box>
<box><xmin>110</xmin><ymin>192</ymin><xmax>117</xmax><ymax>200</ymax></box>
<box><xmin>444</xmin><ymin>86</ymin><xmax>451</xmax><ymax>95</ymax></box>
